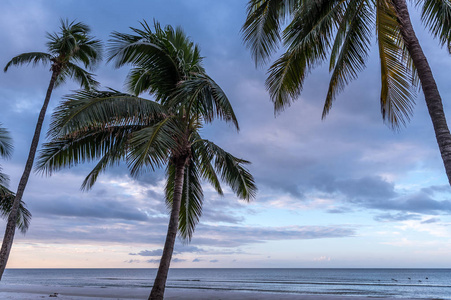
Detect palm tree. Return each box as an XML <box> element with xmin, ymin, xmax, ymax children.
<box><xmin>242</xmin><ymin>0</ymin><xmax>451</xmax><ymax>183</ymax></box>
<box><xmin>37</xmin><ymin>21</ymin><xmax>257</xmax><ymax>300</ymax></box>
<box><xmin>0</xmin><ymin>19</ymin><xmax>102</xmax><ymax>279</ymax></box>
<box><xmin>0</xmin><ymin>125</ymin><xmax>31</xmax><ymax>234</ymax></box>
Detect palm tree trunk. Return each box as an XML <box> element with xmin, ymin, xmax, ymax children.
<box><xmin>149</xmin><ymin>157</ymin><xmax>186</xmax><ymax>300</ymax></box>
<box><xmin>0</xmin><ymin>70</ymin><xmax>59</xmax><ymax>279</ymax></box>
<box><xmin>392</xmin><ymin>0</ymin><xmax>451</xmax><ymax>185</ymax></box>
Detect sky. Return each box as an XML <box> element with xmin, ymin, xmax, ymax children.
<box><xmin>0</xmin><ymin>0</ymin><xmax>451</xmax><ymax>269</ymax></box>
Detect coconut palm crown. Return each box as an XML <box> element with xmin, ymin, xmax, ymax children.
<box><xmin>37</xmin><ymin>21</ymin><xmax>257</xmax><ymax>300</ymax></box>
<box><xmin>242</xmin><ymin>0</ymin><xmax>451</xmax><ymax>183</ymax></box>
<box><xmin>4</xmin><ymin>19</ymin><xmax>102</xmax><ymax>88</ymax></box>
<box><xmin>0</xmin><ymin>19</ymin><xmax>102</xmax><ymax>280</ymax></box>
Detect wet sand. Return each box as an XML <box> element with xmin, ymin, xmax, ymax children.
<box><xmin>0</xmin><ymin>284</ymin><xmax>434</xmax><ymax>300</ymax></box>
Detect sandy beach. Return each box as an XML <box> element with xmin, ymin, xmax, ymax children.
<box><xmin>0</xmin><ymin>284</ymin><xmax>435</xmax><ymax>300</ymax></box>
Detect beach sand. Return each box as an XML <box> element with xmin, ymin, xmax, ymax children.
<box><xmin>0</xmin><ymin>284</ymin><xmax>433</xmax><ymax>300</ymax></box>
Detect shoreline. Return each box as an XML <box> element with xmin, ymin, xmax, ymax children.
<box><xmin>0</xmin><ymin>284</ymin><xmax>437</xmax><ymax>300</ymax></box>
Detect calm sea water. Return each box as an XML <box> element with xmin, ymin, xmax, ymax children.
<box><xmin>2</xmin><ymin>268</ymin><xmax>450</xmax><ymax>299</ymax></box>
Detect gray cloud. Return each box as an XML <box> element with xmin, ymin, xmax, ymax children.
<box><xmin>191</xmin><ymin>225</ymin><xmax>356</xmax><ymax>247</ymax></box>
<box><xmin>130</xmin><ymin>246</ymin><xmax>205</xmax><ymax>257</ymax></box>
<box><xmin>312</xmin><ymin>176</ymin><xmax>451</xmax><ymax>215</ymax></box>
<box><xmin>146</xmin><ymin>258</ymin><xmax>186</xmax><ymax>264</ymax></box>
<box><xmin>146</xmin><ymin>259</ymin><xmax>160</xmax><ymax>264</ymax></box>
<box><xmin>327</xmin><ymin>207</ymin><xmax>353</xmax><ymax>214</ymax></box>
<box><xmin>130</xmin><ymin>249</ymin><xmax>163</xmax><ymax>257</ymax></box>
<box><xmin>374</xmin><ymin>213</ymin><xmax>422</xmax><ymax>222</ymax></box>
<box><xmin>124</xmin><ymin>259</ymin><xmax>140</xmax><ymax>263</ymax></box>
<box><xmin>10</xmin><ymin>213</ymin><xmax>355</xmax><ymax>251</ymax></box>
<box><xmin>30</xmin><ymin>197</ymin><xmax>149</xmax><ymax>221</ymax></box>
<box><xmin>421</xmin><ymin>218</ymin><xmax>441</xmax><ymax>224</ymax></box>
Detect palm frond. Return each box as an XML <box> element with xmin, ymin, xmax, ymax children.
<box><xmin>109</xmin><ymin>20</ymin><xmax>206</xmax><ymax>101</ymax></box>
<box><xmin>419</xmin><ymin>0</ymin><xmax>451</xmax><ymax>53</ymax></box>
<box><xmin>37</xmin><ymin>125</ymin><xmax>135</xmax><ymax>176</ymax></box>
<box><xmin>56</xmin><ymin>62</ymin><xmax>99</xmax><ymax>90</ymax></box>
<box><xmin>376</xmin><ymin>0</ymin><xmax>416</xmax><ymax>128</ymax></box>
<box><xmin>0</xmin><ymin>125</ymin><xmax>13</xmax><ymax>158</ymax></box>
<box><xmin>109</xmin><ymin>35</ymin><xmax>181</xmax><ymax>98</ymax></box>
<box><xmin>242</xmin><ymin>0</ymin><xmax>297</xmax><ymax>65</ymax></box>
<box><xmin>48</xmin><ymin>90</ymin><xmax>165</xmax><ymax>139</ymax></box>
<box><xmin>165</xmin><ymin>158</ymin><xmax>204</xmax><ymax>242</ymax></box>
<box><xmin>190</xmin><ymin>134</ymin><xmax>223</xmax><ymax>196</ymax></box>
<box><xmin>80</xmin><ymin>135</ymin><xmax>128</xmax><ymax>190</ymax></box>
<box><xmin>323</xmin><ymin>0</ymin><xmax>374</xmax><ymax>118</ymax></box>
<box><xmin>171</xmin><ymin>74</ymin><xmax>239</xmax><ymax>129</ymax></box>
<box><xmin>0</xmin><ymin>169</ymin><xmax>9</xmax><ymax>188</ymax></box>
<box><xmin>266</xmin><ymin>0</ymin><xmax>343</xmax><ymax>112</ymax></box>
<box><xmin>70</xmin><ymin>37</ymin><xmax>103</xmax><ymax>69</ymax></box>
<box><xmin>4</xmin><ymin>52</ymin><xmax>52</xmax><ymax>72</ymax></box>
<box><xmin>195</xmin><ymin>139</ymin><xmax>257</xmax><ymax>201</ymax></box>
<box><xmin>0</xmin><ymin>187</ymin><xmax>32</xmax><ymax>234</ymax></box>
<box><xmin>125</xmin><ymin>67</ymin><xmax>156</xmax><ymax>96</ymax></box>
<box><xmin>109</xmin><ymin>24</ymin><xmax>180</xmax><ymax>71</ymax></box>
<box><xmin>127</xmin><ymin>117</ymin><xmax>181</xmax><ymax>177</ymax></box>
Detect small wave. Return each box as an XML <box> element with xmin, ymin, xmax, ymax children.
<box><xmin>96</xmin><ymin>277</ymin><xmax>149</xmax><ymax>281</ymax></box>
<box><xmin>166</xmin><ymin>285</ymin><xmax>393</xmax><ymax>297</ymax></box>
<box><xmin>192</xmin><ymin>279</ymin><xmax>451</xmax><ymax>289</ymax></box>
<box><xmin>173</xmin><ymin>279</ymin><xmax>201</xmax><ymax>282</ymax></box>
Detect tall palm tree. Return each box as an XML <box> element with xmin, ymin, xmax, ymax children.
<box><xmin>37</xmin><ymin>21</ymin><xmax>257</xmax><ymax>300</ymax></box>
<box><xmin>0</xmin><ymin>19</ymin><xmax>102</xmax><ymax>279</ymax></box>
<box><xmin>242</xmin><ymin>0</ymin><xmax>451</xmax><ymax>183</ymax></box>
<box><xmin>0</xmin><ymin>125</ymin><xmax>31</xmax><ymax>234</ymax></box>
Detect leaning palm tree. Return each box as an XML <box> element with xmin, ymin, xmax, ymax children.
<box><xmin>37</xmin><ymin>21</ymin><xmax>257</xmax><ymax>300</ymax></box>
<box><xmin>0</xmin><ymin>19</ymin><xmax>102</xmax><ymax>279</ymax></box>
<box><xmin>0</xmin><ymin>125</ymin><xmax>31</xmax><ymax>235</ymax></box>
<box><xmin>242</xmin><ymin>0</ymin><xmax>451</xmax><ymax>183</ymax></box>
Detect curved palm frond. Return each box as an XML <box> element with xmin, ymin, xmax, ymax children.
<box><xmin>79</xmin><ymin>126</ymin><xmax>132</xmax><ymax>190</ymax></box>
<box><xmin>125</xmin><ymin>67</ymin><xmax>157</xmax><ymax>96</ymax></box>
<box><xmin>419</xmin><ymin>0</ymin><xmax>451</xmax><ymax>52</ymax></box>
<box><xmin>377</xmin><ymin>0</ymin><xmax>416</xmax><ymax>128</ymax></box>
<box><xmin>0</xmin><ymin>169</ymin><xmax>9</xmax><ymax>189</ymax></box>
<box><xmin>266</xmin><ymin>0</ymin><xmax>343</xmax><ymax>112</ymax></box>
<box><xmin>48</xmin><ymin>90</ymin><xmax>165</xmax><ymax>139</ymax></box>
<box><xmin>71</xmin><ymin>38</ymin><xmax>103</xmax><ymax>69</ymax></box>
<box><xmin>165</xmin><ymin>158</ymin><xmax>203</xmax><ymax>242</ymax></box>
<box><xmin>323</xmin><ymin>0</ymin><xmax>374</xmax><ymax>118</ymax></box>
<box><xmin>0</xmin><ymin>188</ymin><xmax>32</xmax><ymax>234</ymax></box>
<box><xmin>0</xmin><ymin>126</ymin><xmax>13</xmax><ymax>158</ymax></box>
<box><xmin>194</xmin><ymin>139</ymin><xmax>257</xmax><ymax>201</ymax></box>
<box><xmin>37</xmin><ymin>125</ymin><xmax>136</xmax><ymax>177</ymax></box>
<box><xmin>127</xmin><ymin>117</ymin><xmax>182</xmax><ymax>177</ymax></box>
<box><xmin>242</xmin><ymin>0</ymin><xmax>300</xmax><ymax>65</ymax></box>
<box><xmin>171</xmin><ymin>74</ymin><xmax>239</xmax><ymax>129</ymax></box>
<box><xmin>56</xmin><ymin>62</ymin><xmax>99</xmax><ymax>90</ymax></box>
<box><xmin>109</xmin><ymin>34</ymin><xmax>181</xmax><ymax>97</ymax></box>
<box><xmin>4</xmin><ymin>52</ymin><xmax>52</xmax><ymax>72</ymax></box>
<box><xmin>190</xmin><ymin>133</ymin><xmax>223</xmax><ymax>196</ymax></box>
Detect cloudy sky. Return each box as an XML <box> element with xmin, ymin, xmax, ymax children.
<box><xmin>1</xmin><ymin>0</ymin><xmax>451</xmax><ymax>269</ymax></box>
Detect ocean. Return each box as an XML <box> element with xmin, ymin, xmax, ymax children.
<box><xmin>2</xmin><ymin>268</ymin><xmax>450</xmax><ymax>299</ymax></box>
